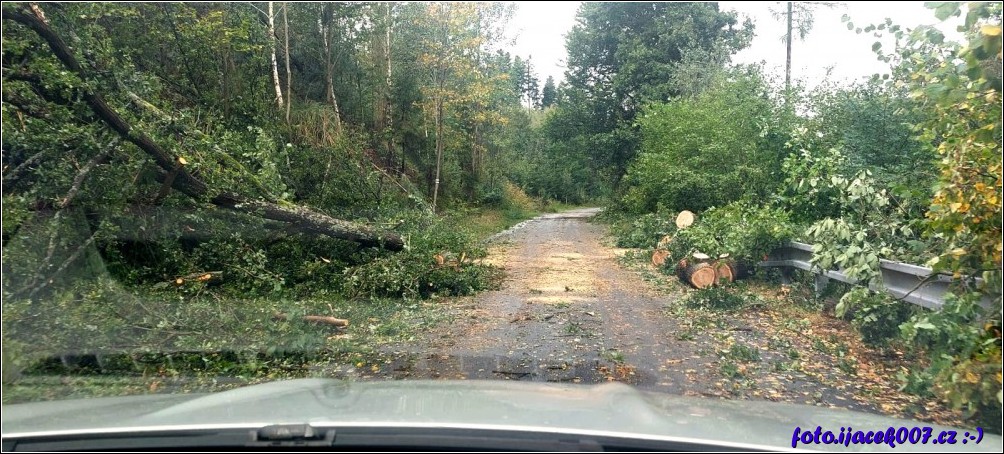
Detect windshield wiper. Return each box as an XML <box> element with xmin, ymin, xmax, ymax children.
<box><xmin>249</xmin><ymin>424</ymin><xmax>335</xmax><ymax>447</ymax></box>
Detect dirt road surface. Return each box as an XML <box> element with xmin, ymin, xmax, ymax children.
<box><xmin>365</xmin><ymin>208</ymin><xmax>963</xmax><ymax>425</ymax></box>
<box><xmin>369</xmin><ymin>211</ymin><xmax>837</xmax><ymax>406</ymax></box>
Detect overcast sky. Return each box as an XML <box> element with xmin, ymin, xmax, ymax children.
<box><xmin>507</xmin><ymin>1</ymin><xmax>960</xmax><ymax>89</ymax></box>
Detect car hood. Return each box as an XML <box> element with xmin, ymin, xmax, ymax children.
<box><xmin>2</xmin><ymin>378</ymin><xmax>1000</xmax><ymax>451</ymax></box>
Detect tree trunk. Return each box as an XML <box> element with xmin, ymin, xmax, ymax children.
<box><xmin>432</xmin><ymin>97</ymin><xmax>443</xmax><ymax>212</ymax></box>
<box><xmin>384</xmin><ymin>2</ymin><xmax>395</xmax><ymax>169</ymax></box>
<box><xmin>318</xmin><ymin>4</ymin><xmax>342</xmax><ymax>135</ymax></box>
<box><xmin>268</xmin><ymin>2</ymin><xmax>284</xmax><ymax>109</ymax></box>
<box><xmin>785</xmin><ymin>1</ymin><xmax>793</xmax><ymax>94</ymax></box>
<box><xmin>712</xmin><ymin>260</ymin><xmax>735</xmax><ymax>285</ymax></box>
<box><xmin>282</xmin><ymin>2</ymin><xmax>292</xmax><ymax>124</ymax></box>
<box><xmin>6</xmin><ymin>6</ymin><xmax>403</xmax><ymax>251</ymax></box>
<box><xmin>683</xmin><ymin>262</ymin><xmax>716</xmax><ymax>289</ymax></box>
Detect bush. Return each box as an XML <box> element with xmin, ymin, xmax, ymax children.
<box><xmin>618</xmin><ymin>69</ymin><xmax>789</xmax><ymax>214</ymax></box>
<box><xmin>900</xmin><ymin>292</ymin><xmax>1002</xmax><ymax>431</ymax></box>
<box><xmin>613</xmin><ymin>211</ymin><xmax>677</xmax><ymax>248</ymax></box>
<box><xmin>837</xmin><ymin>288</ymin><xmax>916</xmax><ymax>347</ymax></box>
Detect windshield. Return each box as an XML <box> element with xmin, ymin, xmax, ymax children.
<box><xmin>2</xmin><ymin>1</ymin><xmax>1002</xmax><ymax>450</ymax></box>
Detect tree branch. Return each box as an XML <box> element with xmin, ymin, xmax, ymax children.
<box><xmin>5</xmin><ymin>4</ymin><xmax>403</xmax><ymax>251</ymax></box>
<box><xmin>27</xmin><ymin>231</ymin><xmax>98</xmax><ymax>300</ymax></box>
<box><xmin>60</xmin><ymin>140</ymin><xmax>117</xmax><ymax>209</ymax></box>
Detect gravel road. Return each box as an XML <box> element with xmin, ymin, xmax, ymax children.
<box><xmin>369</xmin><ymin>208</ymin><xmax>961</xmax><ymax>425</ymax></box>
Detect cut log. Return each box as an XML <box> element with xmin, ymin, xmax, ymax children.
<box><xmin>651</xmin><ymin>249</ymin><xmax>670</xmax><ymax>267</ymax></box>
<box><xmin>274</xmin><ymin>313</ymin><xmax>348</xmax><ymax>327</ymax></box>
<box><xmin>5</xmin><ymin>6</ymin><xmax>402</xmax><ymax>251</ymax></box>
<box><xmin>683</xmin><ymin>262</ymin><xmax>716</xmax><ymax>289</ymax></box>
<box><xmin>676</xmin><ymin>258</ymin><xmax>689</xmax><ymax>280</ymax></box>
<box><xmin>675</xmin><ymin>210</ymin><xmax>695</xmax><ymax>229</ymax></box>
<box><xmin>691</xmin><ymin>252</ymin><xmax>711</xmax><ymax>262</ymax></box>
<box><xmin>172</xmin><ymin>271</ymin><xmax>223</xmax><ymax>286</ymax></box>
<box><xmin>712</xmin><ymin>260</ymin><xmax>735</xmax><ymax>285</ymax></box>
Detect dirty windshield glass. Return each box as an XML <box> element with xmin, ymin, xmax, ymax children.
<box><xmin>2</xmin><ymin>0</ymin><xmax>1002</xmax><ymax>446</ymax></box>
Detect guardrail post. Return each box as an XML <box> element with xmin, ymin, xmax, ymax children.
<box><xmin>814</xmin><ymin>274</ymin><xmax>830</xmax><ymax>297</ymax></box>
<box><xmin>780</xmin><ymin>267</ymin><xmax>792</xmax><ymax>285</ymax></box>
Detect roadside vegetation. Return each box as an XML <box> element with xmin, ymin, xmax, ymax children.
<box><xmin>2</xmin><ymin>1</ymin><xmax>999</xmax><ymax>431</ymax></box>
<box><xmin>604</xmin><ymin>3</ymin><xmax>1001</xmax><ymax>430</ymax></box>
<box><xmin>1</xmin><ymin>2</ymin><xmax>574</xmax><ymax>400</ymax></box>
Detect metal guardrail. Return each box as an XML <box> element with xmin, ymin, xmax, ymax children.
<box><xmin>760</xmin><ymin>241</ymin><xmax>999</xmax><ymax>310</ymax></box>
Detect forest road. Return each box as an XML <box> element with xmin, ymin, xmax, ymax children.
<box><xmin>381</xmin><ymin>207</ymin><xmax>725</xmax><ymax>393</ymax></box>
<box><xmin>373</xmin><ymin>207</ymin><xmax>898</xmax><ymax>415</ymax></box>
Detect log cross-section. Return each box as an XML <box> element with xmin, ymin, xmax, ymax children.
<box><xmin>712</xmin><ymin>260</ymin><xmax>735</xmax><ymax>285</ymax></box>
<box><xmin>683</xmin><ymin>262</ymin><xmax>717</xmax><ymax>289</ymax></box>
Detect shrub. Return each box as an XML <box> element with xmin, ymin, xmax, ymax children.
<box><xmin>614</xmin><ymin>211</ymin><xmax>677</xmax><ymax>249</ymax></box>
<box><xmin>900</xmin><ymin>292</ymin><xmax>1002</xmax><ymax>430</ymax></box>
<box><xmin>619</xmin><ymin>69</ymin><xmax>789</xmax><ymax>214</ymax></box>
<box><xmin>836</xmin><ymin>288</ymin><xmax>917</xmax><ymax>347</ymax></box>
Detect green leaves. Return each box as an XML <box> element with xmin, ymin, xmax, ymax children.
<box><xmin>622</xmin><ymin>69</ymin><xmax>787</xmax><ymax>214</ymax></box>
<box><xmin>670</xmin><ymin>201</ymin><xmax>794</xmax><ymax>263</ymax></box>
<box><xmin>928</xmin><ymin>2</ymin><xmax>962</xmax><ymax>21</ymax></box>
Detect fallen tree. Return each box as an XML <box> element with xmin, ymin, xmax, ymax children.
<box><xmin>4</xmin><ymin>3</ymin><xmax>403</xmax><ymax>251</ymax></box>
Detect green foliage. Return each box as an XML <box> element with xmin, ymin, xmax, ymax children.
<box><xmin>808</xmin><ymin>3</ymin><xmax>1003</xmax><ymax>426</ymax></box>
<box><xmin>565</xmin><ymin>2</ymin><xmax>752</xmax><ymax>119</ymax></box>
<box><xmin>804</xmin><ymin>81</ymin><xmax>936</xmax><ymax>216</ymax></box>
<box><xmin>342</xmin><ymin>211</ymin><xmax>502</xmax><ymax>299</ymax></box>
<box><xmin>900</xmin><ymin>292</ymin><xmax>1001</xmax><ymax>428</ymax></box>
<box><xmin>684</xmin><ymin>286</ymin><xmax>756</xmax><ymax>311</ymax></box>
<box><xmin>2</xmin><ymin>1</ymin><xmax>546</xmax><ymax>404</ymax></box>
<box><xmin>620</xmin><ymin>69</ymin><xmax>789</xmax><ymax>214</ymax></box>
<box><xmin>540</xmin><ymin>76</ymin><xmax>557</xmax><ymax>108</ymax></box>
<box><xmin>836</xmin><ymin>288</ymin><xmax>917</xmax><ymax>347</ymax></box>
<box><xmin>724</xmin><ymin>343</ymin><xmax>761</xmax><ymax>363</ymax></box>
<box><xmin>547</xmin><ymin>2</ymin><xmax>753</xmax><ymax>194</ymax></box>
<box><xmin>671</xmin><ymin>201</ymin><xmax>794</xmax><ymax>264</ymax></box>
<box><xmin>525</xmin><ymin>105</ymin><xmax>615</xmax><ymax>204</ymax></box>
<box><xmin>780</xmin><ymin>133</ymin><xmax>847</xmax><ymax>222</ymax></box>
<box><xmin>613</xmin><ymin>211</ymin><xmax>678</xmax><ymax>249</ymax></box>
<box><xmin>797</xmin><ymin>159</ymin><xmax>924</xmax><ymax>283</ymax></box>
<box><xmin>911</xmin><ymin>5</ymin><xmax>1002</xmax><ymax>288</ymax></box>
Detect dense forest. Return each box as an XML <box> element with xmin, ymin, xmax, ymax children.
<box><xmin>2</xmin><ymin>2</ymin><xmax>1001</xmax><ymax>428</ymax></box>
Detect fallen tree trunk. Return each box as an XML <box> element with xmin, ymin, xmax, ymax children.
<box><xmin>712</xmin><ymin>260</ymin><xmax>735</xmax><ymax>285</ymax></box>
<box><xmin>683</xmin><ymin>262</ymin><xmax>716</xmax><ymax>289</ymax></box>
<box><xmin>273</xmin><ymin>313</ymin><xmax>349</xmax><ymax>327</ymax></box>
<box><xmin>5</xmin><ymin>5</ymin><xmax>403</xmax><ymax>251</ymax></box>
